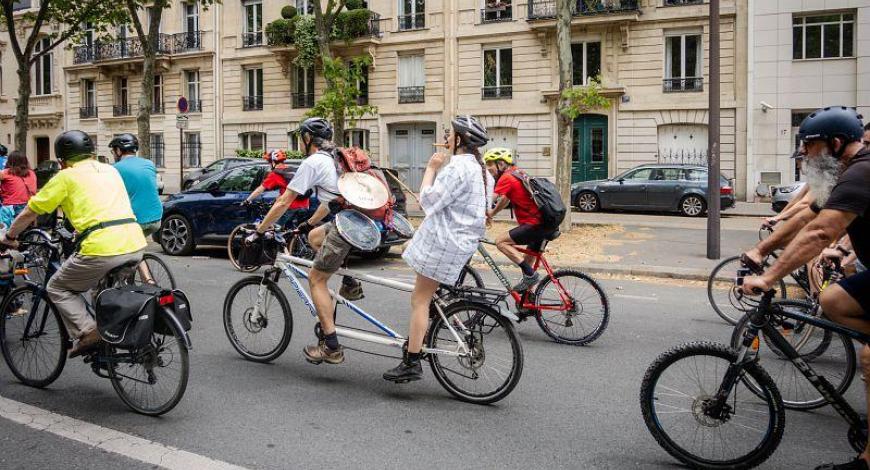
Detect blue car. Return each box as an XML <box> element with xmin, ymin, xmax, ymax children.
<box><xmin>156</xmin><ymin>161</ymin><xmax>409</xmax><ymax>258</ymax></box>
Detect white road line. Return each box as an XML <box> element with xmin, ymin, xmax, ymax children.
<box><xmin>0</xmin><ymin>396</ymin><xmax>249</xmax><ymax>470</ymax></box>
<box><xmin>613</xmin><ymin>294</ymin><xmax>658</xmax><ymax>302</ymax></box>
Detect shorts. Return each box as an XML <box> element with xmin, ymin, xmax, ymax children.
<box><xmin>312</xmin><ymin>222</ymin><xmax>353</xmax><ymax>274</ymax></box>
<box><xmin>838</xmin><ymin>270</ymin><xmax>870</xmax><ymax>318</ymax></box>
<box><xmin>508</xmin><ymin>224</ymin><xmax>558</xmax><ymax>253</ymax></box>
<box><xmin>140</xmin><ymin>221</ymin><xmax>161</xmax><ymax>237</ymax></box>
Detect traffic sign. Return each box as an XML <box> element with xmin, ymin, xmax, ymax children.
<box><xmin>176</xmin><ymin>115</ymin><xmax>189</xmax><ymax>130</ymax></box>
<box><xmin>177</xmin><ymin>97</ymin><xmax>189</xmax><ymax>114</ymax></box>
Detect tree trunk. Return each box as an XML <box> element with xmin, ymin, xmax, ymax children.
<box><xmin>14</xmin><ymin>67</ymin><xmax>32</xmax><ymax>153</ymax></box>
<box><xmin>315</xmin><ymin>18</ymin><xmax>345</xmax><ymax>145</ymax></box>
<box><xmin>137</xmin><ymin>51</ymin><xmax>155</xmax><ymax>159</ymax></box>
<box><xmin>555</xmin><ymin>0</ymin><xmax>574</xmax><ymax>232</ymax></box>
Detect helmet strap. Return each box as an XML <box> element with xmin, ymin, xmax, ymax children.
<box><xmin>828</xmin><ymin>137</ymin><xmax>847</xmax><ymax>159</ymax></box>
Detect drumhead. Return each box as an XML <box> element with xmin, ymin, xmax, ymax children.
<box><xmin>390</xmin><ymin>212</ymin><xmax>414</xmax><ymax>238</ymax></box>
<box><xmin>334</xmin><ymin>209</ymin><xmax>381</xmax><ymax>252</ymax></box>
<box><xmin>337</xmin><ymin>173</ymin><xmax>390</xmax><ymax>211</ymax></box>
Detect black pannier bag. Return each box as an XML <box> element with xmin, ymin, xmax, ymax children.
<box><xmin>238</xmin><ymin>232</ymin><xmax>280</xmax><ymax>268</ymax></box>
<box><xmin>154</xmin><ymin>289</ymin><xmax>193</xmax><ymax>335</ymax></box>
<box><xmin>95</xmin><ymin>284</ymin><xmax>163</xmax><ymax>348</ymax></box>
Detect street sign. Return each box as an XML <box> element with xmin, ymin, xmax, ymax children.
<box><xmin>177</xmin><ymin>96</ymin><xmax>189</xmax><ymax>114</ymax></box>
<box><xmin>176</xmin><ymin>115</ymin><xmax>189</xmax><ymax>130</ymax></box>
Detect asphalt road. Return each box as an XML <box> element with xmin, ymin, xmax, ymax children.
<box><xmin>0</xmin><ymin>248</ymin><xmax>863</xmax><ymax>470</ymax></box>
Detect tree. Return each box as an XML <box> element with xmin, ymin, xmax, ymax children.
<box><xmin>0</xmin><ymin>0</ymin><xmax>123</xmax><ymax>152</ymax></box>
<box><xmin>306</xmin><ymin>56</ymin><xmax>376</xmax><ymax>143</ymax></box>
<box><xmin>555</xmin><ymin>0</ymin><xmax>573</xmax><ymax>232</ymax></box>
<box><xmin>310</xmin><ymin>0</ymin><xmax>352</xmax><ymax>141</ymax></box>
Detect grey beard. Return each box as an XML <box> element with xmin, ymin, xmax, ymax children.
<box><xmin>804</xmin><ymin>152</ymin><xmax>842</xmax><ymax>207</ymax></box>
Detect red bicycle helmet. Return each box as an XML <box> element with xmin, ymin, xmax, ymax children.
<box><xmin>263</xmin><ymin>149</ymin><xmax>287</xmax><ymax>164</ymax></box>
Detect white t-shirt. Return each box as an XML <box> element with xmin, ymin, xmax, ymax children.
<box><xmin>287</xmin><ymin>150</ymin><xmax>340</xmax><ymax>203</ymax></box>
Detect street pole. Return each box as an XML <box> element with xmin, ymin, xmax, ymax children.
<box><xmin>707</xmin><ymin>0</ymin><xmax>721</xmax><ymax>259</ymax></box>
<box><xmin>179</xmin><ymin>127</ymin><xmax>184</xmax><ymax>192</ymax></box>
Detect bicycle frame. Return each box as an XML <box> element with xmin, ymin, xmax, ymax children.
<box><xmin>267</xmin><ymin>253</ymin><xmax>471</xmax><ymax>358</ymax></box>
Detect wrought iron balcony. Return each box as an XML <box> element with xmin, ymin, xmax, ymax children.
<box><xmin>243</xmin><ymin>95</ymin><xmax>264</xmax><ymax>111</ymax></box>
<box><xmin>398</xmin><ymin>86</ymin><xmax>425</xmax><ymax>104</ymax></box>
<box><xmin>242</xmin><ymin>32</ymin><xmax>263</xmax><ymax>48</ymax></box>
<box><xmin>292</xmin><ymin>92</ymin><xmax>315</xmax><ymax>109</ymax></box>
<box><xmin>482</xmin><ymin>86</ymin><xmax>513</xmax><ymax>99</ymax></box>
<box><xmin>173</xmin><ymin>31</ymin><xmax>202</xmax><ymax>53</ymax></box>
<box><xmin>527</xmin><ymin>0</ymin><xmax>639</xmax><ymax>20</ymax></box>
<box><xmin>664</xmin><ymin>0</ymin><xmax>704</xmax><ymax>5</ymax></box>
<box><xmin>397</xmin><ymin>12</ymin><xmax>425</xmax><ymax>31</ymax></box>
<box><xmin>79</xmin><ymin>106</ymin><xmax>98</xmax><ymax>119</ymax></box>
<box><xmin>72</xmin><ymin>34</ymin><xmax>173</xmax><ymax>64</ymax></box>
<box><xmin>481</xmin><ymin>5</ymin><xmax>512</xmax><ymax>23</ymax></box>
<box><xmin>663</xmin><ymin>77</ymin><xmax>703</xmax><ymax>92</ymax></box>
<box><xmin>113</xmin><ymin>105</ymin><xmax>133</xmax><ymax>117</ymax></box>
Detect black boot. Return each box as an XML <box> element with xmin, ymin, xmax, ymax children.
<box><xmin>383</xmin><ymin>353</ymin><xmax>423</xmax><ymax>383</ymax></box>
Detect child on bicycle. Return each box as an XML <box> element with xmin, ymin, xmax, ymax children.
<box><xmin>383</xmin><ymin>115</ymin><xmax>493</xmax><ymax>383</ymax></box>
<box><xmin>483</xmin><ymin>148</ymin><xmax>558</xmax><ymax>292</ymax></box>
<box><xmin>242</xmin><ymin>150</ymin><xmax>312</xmax><ymax>228</ymax></box>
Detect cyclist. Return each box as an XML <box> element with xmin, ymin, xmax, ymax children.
<box><xmin>384</xmin><ymin>115</ymin><xmax>493</xmax><ymax>383</ymax></box>
<box><xmin>251</xmin><ymin>117</ymin><xmax>362</xmax><ymax>365</ymax></box>
<box><xmin>0</xmin><ymin>143</ymin><xmax>8</xmax><ymax>170</ymax></box>
<box><xmin>863</xmin><ymin>122</ymin><xmax>870</xmax><ymax>150</ymax></box>
<box><xmin>108</xmin><ymin>134</ymin><xmax>163</xmax><ymax>237</ymax></box>
<box><xmin>483</xmin><ymin>147</ymin><xmax>557</xmax><ymax>291</ymax></box>
<box><xmin>0</xmin><ymin>130</ymin><xmax>146</xmax><ymax>358</ymax></box>
<box><xmin>241</xmin><ymin>149</ymin><xmax>311</xmax><ymax>227</ymax></box>
<box><xmin>738</xmin><ymin>107</ymin><xmax>870</xmax><ymax>470</ymax></box>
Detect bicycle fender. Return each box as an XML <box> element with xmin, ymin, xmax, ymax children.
<box><xmin>159</xmin><ymin>307</ymin><xmax>193</xmax><ymax>350</ymax></box>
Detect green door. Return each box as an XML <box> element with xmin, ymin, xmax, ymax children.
<box><xmin>572</xmin><ymin>115</ymin><xmax>608</xmax><ymax>183</ymax></box>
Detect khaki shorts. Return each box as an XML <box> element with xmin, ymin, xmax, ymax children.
<box><xmin>312</xmin><ymin>222</ymin><xmax>353</xmax><ymax>273</ymax></box>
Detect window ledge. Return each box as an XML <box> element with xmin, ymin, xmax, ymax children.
<box><xmin>394</xmin><ymin>27</ymin><xmax>430</xmax><ymax>33</ymax></box>
<box><xmin>792</xmin><ymin>56</ymin><xmax>856</xmax><ymax>62</ymax></box>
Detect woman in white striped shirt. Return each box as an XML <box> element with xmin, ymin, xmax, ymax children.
<box><xmin>384</xmin><ymin>116</ymin><xmax>494</xmax><ymax>383</ymax></box>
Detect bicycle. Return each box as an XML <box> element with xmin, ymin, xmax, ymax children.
<box><xmin>222</xmin><ymin>250</ymin><xmax>524</xmax><ymax>404</ymax></box>
<box><xmin>456</xmin><ymin>236</ymin><xmax>609</xmax><ymax>346</ymax></box>
<box><xmin>0</xmin><ymin>237</ymin><xmax>191</xmax><ymax>415</ymax></box>
<box><xmin>640</xmin><ymin>289</ymin><xmax>869</xmax><ymax>469</ymax></box>
<box><xmin>227</xmin><ymin>200</ymin><xmax>310</xmax><ymax>272</ymax></box>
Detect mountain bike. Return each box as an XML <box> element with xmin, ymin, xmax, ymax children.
<box><xmin>640</xmin><ymin>289</ymin><xmax>869</xmax><ymax>469</ymax></box>
<box><xmin>456</xmin><ymin>237</ymin><xmax>609</xmax><ymax>346</ymax></box>
<box><xmin>227</xmin><ymin>200</ymin><xmax>312</xmax><ymax>272</ymax></box>
<box><xmin>222</xmin><ymin>250</ymin><xmax>524</xmax><ymax>404</ymax></box>
<box><xmin>0</xmin><ymin>237</ymin><xmax>191</xmax><ymax>415</ymax></box>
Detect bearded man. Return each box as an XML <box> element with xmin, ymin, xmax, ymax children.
<box><xmin>739</xmin><ymin>106</ymin><xmax>870</xmax><ymax>470</ymax></box>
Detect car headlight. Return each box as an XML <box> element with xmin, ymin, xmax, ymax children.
<box><xmin>778</xmin><ymin>184</ymin><xmax>801</xmax><ymax>194</ymax></box>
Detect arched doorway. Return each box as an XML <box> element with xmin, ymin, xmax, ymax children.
<box><xmin>572</xmin><ymin>114</ymin><xmax>607</xmax><ymax>183</ymax></box>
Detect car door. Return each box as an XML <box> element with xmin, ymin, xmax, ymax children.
<box><xmin>646</xmin><ymin>167</ymin><xmax>684</xmax><ymax>209</ymax></box>
<box><xmin>200</xmin><ymin>165</ymin><xmax>264</xmax><ymax>236</ymax></box>
<box><xmin>608</xmin><ymin>168</ymin><xmax>652</xmax><ymax>208</ymax></box>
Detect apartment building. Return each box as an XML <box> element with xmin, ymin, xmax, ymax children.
<box><xmin>747</xmin><ymin>0</ymin><xmax>869</xmax><ymax>199</ymax></box>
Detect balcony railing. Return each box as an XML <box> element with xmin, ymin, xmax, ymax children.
<box><xmin>527</xmin><ymin>0</ymin><xmax>639</xmax><ymax>20</ymax></box>
<box><xmin>481</xmin><ymin>6</ymin><xmax>512</xmax><ymax>23</ymax></box>
<box><xmin>150</xmin><ymin>142</ymin><xmax>165</xmax><ymax>168</ymax></box>
<box><xmin>72</xmin><ymin>34</ymin><xmax>174</xmax><ymax>64</ymax></box>
<box><xmin>482</xmin><ymin>85</ymin><xmax>513</xmax><ymax>99</ymax></box>
<box><xmin>182</xmin><ymin>141</ymin><xmax>202</xmax><ymax>167</ymax></box>
<box><xmin>663</xmin><ymin>77</ymin><xmax>703</xmax><ymax>92</ymax></box>
<box><xmin>664</xmin><ymin>0</ymin><xmax>704</xmax><ymax>5</ymax></box>
<box><xmin>397</xmin><ymin>12</ymin><xmax>425</xmax><ymax>31</ymax></box>
<box><xmin>188</xmin><ymin>100</ymin><xmax>203</xmax><ymax>113</ymax></box>
<box><xmin>398</xmin><ymin>86</ymin><xmax>425</xmax><ymax>104</ymax></box>
<box><xmin>79</xmin><ymin>106</ymin><xmax>98</xmax><ymax>119</ymax></box>
<box><xmin>267</xmin><ymin>12</ymin><xmax>382</xmax><ymax>47</ymax></box>
<box><xmin>113</xmin><ymin>105</ymin><xmax>133</xmax><ymax>117</ymax></box>
<box><xmin>242</xmin><ymin>31</ymin><xmax>263</xmax><ymax>47</ymax></box>
<box><xmin>173</xmin><ymin>31</ymin><xmax>202</xmax><ymax>53</ymax></box>
<box><xmin>243</xmin><ymin>95</ymin><xmax>264</xmax><ymax>111</ymax></box>
<box><xmin>292</xmin><ymin>92</ymin><xmax>315</xmax><ymax>109</ymax></box>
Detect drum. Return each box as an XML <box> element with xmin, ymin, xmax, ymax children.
<box><xmin>334</xmin><ymin>209</ymin><xmax>381</xmax><ymax>252</ymax></box>
<box><xmin>389</xmin><ymin>212</ymin><xmax>414</xmax><ymax>239</ymax></box>
<box><xmin>337</xmin><ymin>172</ymin><xmax>390</xmax><ymax>211</ymax></box>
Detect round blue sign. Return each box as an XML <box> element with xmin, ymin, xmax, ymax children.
<box><xmin>177</xmin><ymin>97</ymin><xmax>189</xmax><ymax>114</ymax></box>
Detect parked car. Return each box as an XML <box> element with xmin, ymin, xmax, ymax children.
<box><xmin>156</xmin><ymin>161</ymin><xmax>409</xmax><ymax>257</ymax></box>
<box><xmin>770</xmin><ymin>181</ymin><xmax>806</xmax><ymax>213</ymax></box>
<box><xmin>181</xmin><ymin>157</ymin><xmax>252</xmax><ymax>190</ymax></box>
<box><xmin>570</xmin><ymin>164</ymin><xmax>736</xmax><ymax>217</ymax></box>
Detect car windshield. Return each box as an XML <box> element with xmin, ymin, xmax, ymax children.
<box><xmin>189</xmin><ymin>172</ymin><xmax>223</xmax><ymax>191</ymax></box>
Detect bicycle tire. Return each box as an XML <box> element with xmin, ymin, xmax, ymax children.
<box><xmin>729</xmin><ymin>303</ymin><xmax>855</xmax><ymax>411</ymax></box>
<box><xmin>19</xmin><ymin>229</ymin><xmax>53</xmax><ymax>286</ymax></box>
<box><xmin>427</xmin><ymin>302</ymin><xmax>523</xmax><ymax>404</ymax></box>
<box><xmin>455</xmin><ymin>265</ymin><xmax>484</xmax><ymax>288</ymax></box>
<box><xmin>134</xmin><ymin>253</ymin><xmax>177</xmax><ymax>290</ymax></box>
<box><xmin>533</xmin><ymin>269</ymin><xmax>609</xmax><ymax>345</ymax></box>
<box><xmin>640</xmin><ymin>341</ymin><xmax>785</xmax><ymax>470</ymax></box>
<box><xmin>0</xmin><ymin>285</ymin><xmax>68</xmax><ymax>388</ymax></box>
<box><xmin>228</xmin><ymin>224</ymin><xmax>260</xmax><ymax>273</ymax></box>
<box><xmin>707</xmin><ymin>255</ymin><xmax>787</xmax><ymax>325</ymax></box>
<box><xmin>223</xmin><ymin>276</ymin><xmax>293</xmax><ymax>363</ymax></box>
<box><xmin>108</xmin><ymin>314</ymin><xmax>189</xmax><ymax>416</ymax></box>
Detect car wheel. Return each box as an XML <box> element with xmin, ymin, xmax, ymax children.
<box><xmin>159</xmin><ymin>215</ymin><xmax>195</xmax><ymax>256</ymax></box>
<box><xmin>575</xmin><ymin>192</ymin><xmax>600</xmax><ymax>212</ymax></box>
<box><xmin>772</xmin><ymin>201</ymin><xmax>787</xmax><ymax>213</ymax></box>
<box><xmin>679</xmin><ymin>195</ymin><xmax>707</xmax><ymax>217</ymax></box>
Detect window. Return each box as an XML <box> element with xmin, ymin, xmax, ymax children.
<box><xmin>183</xmin><ymin>132</ymin><xmax>201</xmax><ymax>167</ymax></box>
<box><xmin>664</xmin><ymin>33</ymin><xmax>702</xmax><ymax>92</ymax></box>
<box><xmin>81</xmin><ymin>79</ymin><xmax>97</xmax><ymax>118</ymax></box>
<box><xmin>1</xmin><ymin>52</ymin><xmax>4</xmax><ymax>96</ymax></box>
<box><xmin>218</xmin><ymin>166</ymin><xmax>262</xmax><ymax>192</ymax></box>
<box><xmin>664</xmin><ymin>0</ymin><xmax>703</xmax><ymax>5</ymax></box>
<box><xmin>240</xmin><ymin>132</ymin><xmax>266</xmax><ymax>151</ymax></box>
<box><xmin>292</xmin><ymin>66</ymin><xmax>315</xmax><ymax>108</ymax></box>
<box><xmin>244</xmin><ymin>67</ymin><xmax>264</xmax><ymax>111</ymax></box>
<box><xmin>82</xmin><ymin>22</ymin><xmax>95</xmax><ymax>46</ymax></box>
<box><xmin>571</xmin><ymin>42</ymin><xmax>601</xmax><ymax>86</ymax></box>
<box><xmin>398</xmin><ymin>54</ymin><xmax>425</xmax><ymax>103</ymax></box>
<box><xmin>243</xmin><ymin>0</ymin><xmax>263</xmax><ymax>46</ymax></box>
<box><xmin>345</xmin><ymin>129</ymin><xmax>370</xmax><ymax>150</ymax></box>
<box><xmin>356</xmin><ymin>64</ymin><xmax>369</xmax><ymax>105</ymax></box>
<box><xmin>184</xmin><ymin>2</ymin><xmax>199</xmax><ymax>32</ymax></box>
<box><xmin>114</xmin><ymin>77</ymin><xmax>130</xmax><ymax>116</ymax></box>
<box><xmin>482</xmin><ymin>0</ymin><xmax>512</xmax><ymax>23</ymax></box>
<box><xmin>288</xmin><ymin>131</ymin><xmax>300</xmax><ymax>152</ymax></box>
<box><xmin>296</xmin><ymin>0</ymin><xmax>314</xmax><ymax>14</ymax></box>
<box><xmin>153</xmin><ymin>75</ymin><xmax>163</xmax><ymax>113</ymax></box>
<box><xmin>186</xmin><ymin>70</ymin><xmax>201</xmax><ymax>111</ymax></box>
<box><xmin>624</xmin><ymin>168</ymin><xmax>653</xmax><ymax>180</ymax></box>
<box><xmin>398</xmin><ymin>0</ymin><xmax>425</xmax><ymax>30</ymax></box>
<box><xmin>33</xmin><ymin>38</ymin><xmax>52</xmax><ymax>96</ymax></box>
<box><xmin>150</xmin><ymin>134</ymin><xmax>165</xmax><ymax>168</ymax></box>
<box><xmin>147</xmin><ymin>7</ymin><xmax>162</xmax><ymax>34</ymax></box>
<box><xmin>684</xmin><ymin>169</ymin><xmax>708</xmax><ymax>182</ymax></box>
<box><xmin>649</xmin><ymin>168</ymin><xmax>683</xmax><ymax>181</ymax></box>
<box><xmin>793</xmin><ymin>13</ymin><xmax>854</xmax><ymax>60</ymax></box>
<box><xmin>483</xmin><ymin>47</ymin><xmax>512</xmax><ymax>99</ymax></box>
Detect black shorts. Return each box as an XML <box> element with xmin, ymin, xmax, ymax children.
<box><xmin>838</xmin><ymin>270</ymin><xmax>870</xmax><ymax>319</ymax></box>
<box><xmin>508</xmin><ymin>224</ymin><xmax>557</xmax><ymax>253</ymax></box>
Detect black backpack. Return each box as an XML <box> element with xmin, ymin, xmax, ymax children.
<box><xmin>510</xmin><ymin>170</ymin><xmax>566</xmax><ymax>228</ymax></box>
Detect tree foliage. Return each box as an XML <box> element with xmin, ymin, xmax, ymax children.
<box><xmin>292</xmin><ymin>15</ymin><xmax>318</xmax><ymax>69</ymax></box>
<box><xmin>307</xmin><ymin>56</ymin><xmax>376</xmax><ymax>131</ymax></box>
<box><xmin>560</xmin><ymin>76</ymin><xmax>611</xmax><ymax>120</ymax></box>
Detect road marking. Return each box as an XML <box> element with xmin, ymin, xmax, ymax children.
<box><xmin>0</xmin><ymin>396</ymin><xmax>249</xmax><ymax>470</ymax></box>
<box><xmin>613</xmin><ymin>294</ymin><xmax>658</xmax><ymax>302</ymax></box>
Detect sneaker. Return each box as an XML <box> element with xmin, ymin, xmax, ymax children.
<box><xmin>339</xmin><ymin>277</ymin><xmax>364</xmax><ymax>301</ymax></box>
<box><xmin>303</xmin><ymin>341</ymin><xmax>345</xmax><ymax>365</ymax></box>
<box><xmin>68</xmin><ymin>330</ymin><xmax>102</xmax><ymax>359</ymax></box>
<box><xmin>816</xmin><ymin>457</ymin><xmax>870</xmax><ymax>470</ymax></box>
<box><xmin>512</xmin><ymin>272</ymin><xmax>541</xmax><ymax>292</ymax></box>
<box><xmin>383</xmin><ymin>359</ymin><xmax>423</xmax><ymax>383</ymax></box>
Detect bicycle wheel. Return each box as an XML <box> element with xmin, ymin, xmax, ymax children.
<box><xmin>455</xmin><ymin>265</ymin><xmax>484</xmax><ymax>288</ymax></box>
<box><xmin>20</xmin><ymin>229</ymin><xmax>53</xmax><ymax>286</ymax></box>
<box><xmin>228</xmin><ymin>224</ymin><xmax>260</xmax><ymax>273</ymax></box>
<box><xmin>108</xmin><ymin>315</ymin><xmax>189</xmax><ymax>416</ymax></box>
<box><xmin>533</xmin><ymin>269</ymin><xmax>609</xmax><ymax>345</ymax></box>
<box><xmin>0</xmin><ymin>285</ymin><xmax>67</xmax><ymax>388</ymax></box>
<box><xmin>640</xmin><ymin>342</ymin><xmax>785</xmax><ymax>470</ymax></box>
<box><xmin>223</xmin><ymin>276</ymin><xmax>293</xmax><ymax>363</ymax></box>
<box><xmin>707</xmin><ymin>255</ymin><xmax>787</xmax><ymax>325</ymax></box>
<box><xmin>729</xmin><ymin>302</ymin><xmax>856</xmax><ymax>411</ymax></box>
<box><xmin>133</xmin><ymin>253</ymin><xmax>177</xmax><ymax>290</ymax></box>
<box><xmin>427</xmin><ymin>302</ymin><xmax>523</xmax><ymax>404</ymax></box>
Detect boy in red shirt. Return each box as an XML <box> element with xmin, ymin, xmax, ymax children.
<box><xmin>243</xmin><ymin>150</ymin><xmax>311</xmax><ymax>224</ymax></box>
<box><xmin>485</xmin><ymin>148</ymin><xmax>557</xmax><ymax>291</ymax></box>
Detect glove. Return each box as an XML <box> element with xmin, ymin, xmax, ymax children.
<box><xmin>240</xmin><ymin>199</ymin><xmax>251</xmax><ymax>207</ymax></box>
<box><xmin>244</xmin><ymin>231</ymin><xmax>261</xmax><ymax>245</ymax></box>
<box><xmin>296</xmin><ymin>221</ymin><xmax>314</xmax><ymax>235</ymax></box>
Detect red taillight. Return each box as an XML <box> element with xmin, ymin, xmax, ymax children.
<box><xmin>720</xmin><ymin>186</ymin><xmax>733</xmax><ymax>196</ymax></box>
<box><xmin>159</xmin><ymin>294</ymin><xmax>174</xmax><ymax>306</ymax></box>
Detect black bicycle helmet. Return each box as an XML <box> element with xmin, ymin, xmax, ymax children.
<box><xmin>108</xmin><ymin>133</ymin><xmax>139</xmax><ymax>153</ymax></box>
<box><xmin>451</xmin><ymin>115</ymin><xmax>489</xmax><ymax>149</ymax></box>
<box><xmin>797</xmin><ymin>107</ymin><xmax>864</xmax><ymax>150</ymax></box>
<box><xmin>295</xmin><ymin>117</ymin><xmax>334</xmax><ymax>141</ymax></box>
<box><xmin>54</xmin><ymin>130</ymin><xmax>95</xmax><ymax>162</ymax></box>
<box><xmin>0</xmin><ymin>144</ymin><xmax>7</xmax><ymax>157</ymax></box>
